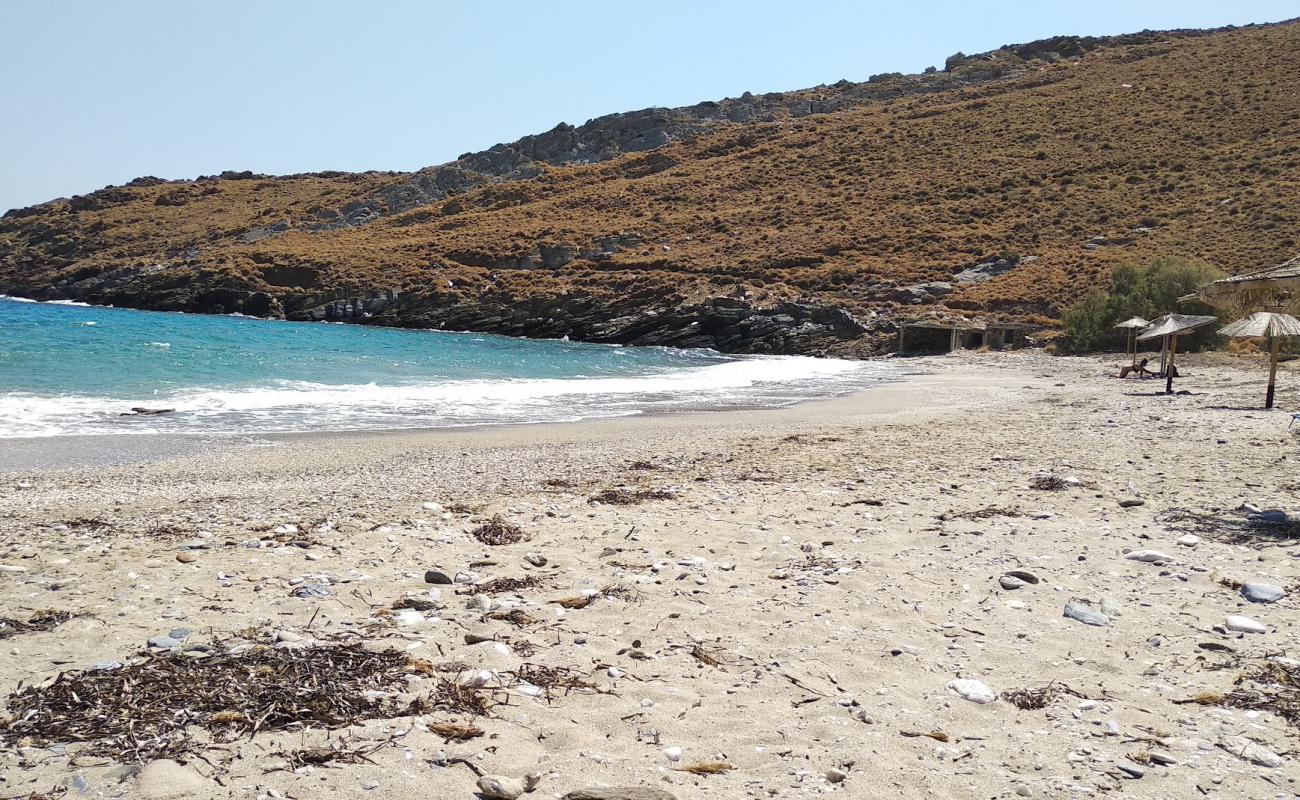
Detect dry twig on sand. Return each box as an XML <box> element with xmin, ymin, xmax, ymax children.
<box><xmin>675</xmin><ymin>761</ymin><xmax>736</xmax><ymax>775</ymax></box>
<box><xmin>1186</xmin><ymin>659</ymin><xmax>1300</xmax><ymax>727</ymax></box>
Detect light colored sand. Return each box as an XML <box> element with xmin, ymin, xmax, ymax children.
<box><xmin>1</xmin><ymin>351</ymin><xmax>1298</xmax><ymax>799</ymax></box>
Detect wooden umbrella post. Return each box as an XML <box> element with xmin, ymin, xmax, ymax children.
<box><xmin>1165</xmin><ymin>334</ymin><xmax>1178</xmax><ymax>394</ymax></box>
<box><xmin>1129</xmin><ymin>329</ymin><xmax>1137</xmax><ymax>369</ymax></box>
<box><xmin>1266</xmin><ymin>333</ymin><xmax>1280</xmax><ymax>409</ymax></box>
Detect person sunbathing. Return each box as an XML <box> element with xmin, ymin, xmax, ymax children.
<box><xmin>1116</xmin><ymin>358</ymin><xmax>1157</xmax><ymax>379</ymax></box>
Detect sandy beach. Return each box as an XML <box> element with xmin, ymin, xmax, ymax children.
<box><xmin>2</xmin><ymin>350</ymin><xmax>1298</xmax><ymax>800</ymax></box>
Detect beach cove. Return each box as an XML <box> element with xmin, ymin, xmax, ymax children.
<box><xmin>1</xmin><ymin>350</ymin><xmax>1297</xmax><ymax>798</ymax></box>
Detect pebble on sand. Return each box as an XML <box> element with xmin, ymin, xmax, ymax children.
<box><xmin>1063</xmin><ymin>602</ymin><xmax>1109</xmax><ymax>626</ymax></box>
<box><xmin>477</xmin><ymin>775</ymin><xmax>525</xmax><ymax>799</ymax></box>
<box><xmin>1124</xmin><ymin>550</ymin><xmax>1174</xmax><ymax>563</ymax></box>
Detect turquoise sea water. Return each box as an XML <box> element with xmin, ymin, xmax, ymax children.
<box><xmin>0</xmin><ymin>297</ymin><xmax>899</xmax><ymax>438</ymax></box>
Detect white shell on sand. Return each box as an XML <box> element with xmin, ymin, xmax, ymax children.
<box><xmin>946</xmin><ymin>678</ymin><xmax>996</xmax><ymax>704</ymax></box>
<box><xmin>1225</xmin><ymin>615</ymin><xmax>1267</xmax><ymax>634</ymax></box>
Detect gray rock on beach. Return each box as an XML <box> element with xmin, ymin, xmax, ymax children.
<box><xmin>1124</xmin><ymin>549</ymin><xmax>1174</xmax><ymax>564</ymax></box>
<box><xmin>477</xmin><ymin>775</ymin><xmax>525</xmax><ymax>799</ymax></box>
<box><xmin>1220</xmin><ymin>736</ymin><xmax>1284</xmax><ymax>768</ymax></box>
<box><xmin>1241</xmin><ymin>582</ymin><xmax>1285</xmax><ymax>603</ymax></box>
<box><xmin>1063</xmin><ymin>602</ymin><xmax>1109</xmax><ymax>626</ymax></box>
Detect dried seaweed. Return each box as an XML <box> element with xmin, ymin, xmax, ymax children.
<box><xmin>549</xmin><ymin>585</ymin><xmax>639</xmax><ymax>609</ymax></box>
<box><xmin>508</xmin><ymin>664</ymin><xmax>597</xmax><ymax>703</ymax></box>
<box><xmin>1029</xmin><ymin>476</ymin><xmax>1071</xmax><ymax>491</ymax></box>
<box><xmin>0</xmin><ymin>609</ymin><xmax>75</xmax><ymax>640</ymax></box>
<box><xmin>942</xmin><ymin>505</ymin><xmax>1023</xmax><ymax>521</ymax></box>
<box><xmin>392</xmin><ymin>597</ymin><xmax>441</xmax><ymax>612</ymax></box>
<box><xmin>1158</xmin><ymin>508</ymin><xmax>1300</xmax><ymax>548</ymax></box>
<box><xmin>429</xmin><ymin>678</ymin><xmax>498</xmax><ymax>717</ymax></box>
<box><xmin>486</xmin><ymin>609</ymin><xmax>540</xmax><ymax>628</ymax></box>
<box><xmin>0</xmin><ymin>643</ymin><xmax>426</xmax><ymax>762</ymax></box>
<box><xmin>627</xmin><ymin>460</ymin><xmax>662</xmax><ymax>471</ymax></box>
<box><xmin>272</xmin><ymin>736</ymin><xmax>393</xmax><ymax>769</ymax></box>
<box><xmin>470</xmin><ymin>516</ymin><xmax>526</xmax><ymax>546</ymax></box>
<box><xmin>1003</xmin><ymin>681</ymin><xmax>1088</xmax><ymax>710</ymax></box>
<box><xmin>589</xmin><ymin>488</ymin><xmax>675</xmax><ymax>505</ymax></box>
<box><xmin>471</xmin><ymin>576</ymin><xmax>544</xmax><ymax>595</ymax></box>
<box><xmin>1216</xmin><ymin>659</ymin><xmax>1300</xmax><ymax>727</ymax></box>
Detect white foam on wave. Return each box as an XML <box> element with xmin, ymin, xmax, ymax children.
<box><xmin>0</xmin><ymin>295</ymin><xmax>94</xmax><ymax>307</ymax></box>
<box><xmin>0</xmin><ymin>356</ymin><xmax>891</xmax><ymax>439</ymax></box>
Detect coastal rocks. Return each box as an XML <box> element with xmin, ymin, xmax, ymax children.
<box><xmin>1241</xmin><ymin>582</ymin><xmax>1285</xmax><ymax>603</ymax></box>
<box><xmin>946</xmin><ymin>678</ymin><xmax>996</xmax><ymax>704</ymax></box>
<box><xmin>561</xmin><ymin>789</ymin><xmax>678</xmax><ymax>800</ymax></box>
<box><xmin>134</xmin><ymin>759</ymin><xmax>214</xmax><ymax>799</ymax></box>
<box><xmin>1063</xmin><ymin>602</ymin><xmax>1109</xmax><ymax>626</ymax></box>
<box><xmin>1224</xmin><ymin>615</ymin><xmax>1267</xmax><ymax>634</ymax></box>
<box><xmin>892</xmin><ymin>281</ymin><xmax>953</xmax><ymax>304</ymax></box>
<box><xmin>1117</xmin><ymin>498</ymin><xmax>1146</xmax><ymax>508</ymax></box>
<box><xmin>953</xmin><ymin>256</ymin><xmax>1023</xmax><ymax>285</ymax></box>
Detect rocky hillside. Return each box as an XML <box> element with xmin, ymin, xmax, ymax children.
<box><xmin>3</xmin><ymin>20</ymin><xmax>1298</xmax><ymax>354</ymax></box>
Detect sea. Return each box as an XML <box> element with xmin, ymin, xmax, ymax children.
<box><xmin>0</xmin><ymin>296</ymin><xmax>904</xmax><ymax>439</ymax></box>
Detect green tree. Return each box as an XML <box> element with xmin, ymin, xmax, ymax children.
<box><xmin>1061</xmin><ymin>257</ymin><xmax>1226</xmax><ymax>352</ymax></box>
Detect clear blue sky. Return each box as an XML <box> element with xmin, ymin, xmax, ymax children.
<box><xmin>1</xmin><ymin>1</ymin><xmax>1294</xmax><ymax>213</ymax></box>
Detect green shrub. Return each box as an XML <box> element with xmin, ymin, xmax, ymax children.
<box><xmin>1061</xmin><ymin>257</ymin><xmax>1226</xmax><ymax>352</ymax></box>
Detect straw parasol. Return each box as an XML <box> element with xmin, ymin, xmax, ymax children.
<box><xmin>1218</xmin><ymin>311</ymin><xmax>1300</xmax><ymax>409</ymax></box>
<box><xmin>1190</xmin><ymin>255</ymin><xmax>1300</xmax><ymax>313</ymax></box>
<box><xmin>1137</xmin><ymin>314</ymin><xmax>1218</xmax><ymax>394</ymax></box>
<box><xmin>1115</xmin><ymin>316</ymin><xmax>1151</xmax><ymax>368</ymax></box>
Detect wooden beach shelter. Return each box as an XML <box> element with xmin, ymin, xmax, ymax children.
<box><xmin>1136</xmin><ymin>314</ymin><xmax>1218</xmax><ymax>395</ymax></box>
<box><xmin>1115</xmin><ymin>316</ymin><xmax>1150</xmax><ymax>368</ymax></box>
<box><xmin>1218</xmin><ymin>311</ymin><xmax>1300</xmax><ymax>409</ymax></box>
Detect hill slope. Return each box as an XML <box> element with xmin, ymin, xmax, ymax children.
<box><xmin>3</xmin><ymin>20</ymin><xmax>1298</xmax><ymax>354</ymax></box>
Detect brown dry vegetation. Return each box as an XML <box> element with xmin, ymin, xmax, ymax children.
<box><xmin>2</xmin><ymin>22</ymin><xmax>1298</xmax><ymax>327</ymax></box>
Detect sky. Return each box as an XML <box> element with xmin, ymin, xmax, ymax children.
<box><xmin>1</xmin><ymin>1</ymin><xmax>1295</xmax><ymax>212</ymax></box>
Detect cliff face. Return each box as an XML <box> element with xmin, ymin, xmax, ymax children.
<box><xmin>2</xmin><ymin>20</ymin><xmax>1298</xmax><ymax>354</ymax></box>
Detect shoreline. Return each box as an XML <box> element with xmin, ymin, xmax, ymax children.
<box><xmin>0</xmin><ymin>363</ymin><xmax>938</xmax><ymax>473</ymax></box>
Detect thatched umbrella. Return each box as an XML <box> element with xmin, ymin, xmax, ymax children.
<box><xmin>1137</xmin><ymin>314</ymin><xmax>1218</xmax><ymax>394</ymax></box>
<box><xmin>1115</xmin><ymin>316</ymin><xmax>1151</xmax><ymax>368</ymax></box>
<box><xmin>1218</xmin><ymin>311</ymin><xmax>1300</xmax><ymax>409</ymax></box>
<box><xmin>1191</xmin><ymin>255</ymin><xmax>1300</xmax><ymax>313</ymax></box>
